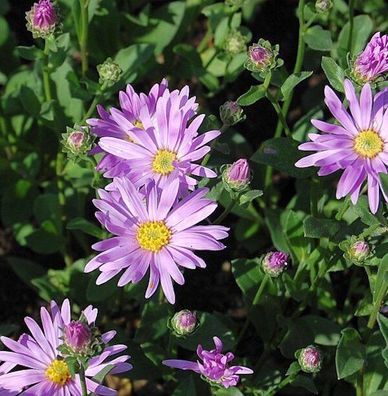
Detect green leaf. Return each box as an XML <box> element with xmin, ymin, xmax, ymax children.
<box><xmin>7</xmin><ymin>256</ymin><xmax>45</xmax><ymax>286</ymax></box>
<box><xmin>304</xmin><ymin>26</ymin><xmax>332</xmax><ymax>51</ymax></box>
<box><xmin>281</xmin><ymin>71</ymin><xmax>313</xmax><ymax>100</ymax></box>
<box><xmin>251</xmin><ymin>137</ymin><xmax>315</xmax><ymax>178</ymax></box>
<box><xmin>86</xmin><ymin>273</ymin><xmax>119</xmax><ymax>302</ymax></box>
<box><xmin>34</xmin><ymin>194</ymin><xmax>61</xmax><ymax>232</ymax></box>
<box><xmin>172</xmin><ymin>374</ymin><xmax>197</xmax><ymax>396</ymax></box>
<box><xmin>0</xmin><ymin>16</ymin><xmax>9</xmax><ymax>47</ymax></box>
<box><xmin>264</xmin><ymin>208</ymin><xmax>289</xmax><ymax>252</ymax></box>
<box><xmin>215</xmin><ymin>388</ymin><xmax>244</xmax><ymax>396</ymax></box>
<box><xmin>378</xmin><ymin>314</ymin><xmax>388</xmax><ymax>368</ymax></box>
<box><xmin>237</xmin><ymin>85</ymin><xmax>266</xmax><ymax>106</ymax></box>
<box><xmin>231</xmin><ymin>258</ymin><xmax>263</xmax><ymax>302</ymax></box>
<box><xmin>303</xmin><ymin>216</ymin><xmax>341</xmax><ymax>239</ymax></box>
<box><xmin>15</xmin><ymin>45</ymin><xmax>44</xmax><ymax>61</ymax></box>
<box><xmin>292</xmin><ymin>375</ymin><xmax>318</xmax><ymax>394</ymax></box>
<box><xmin>67</xmin><ymin>217</ymin><xmax>105</xmax><ymax>239</ymax></box>
<box><xmin>25</xmin><ymin>227</ymin><xmax>63</xmax><ymax>254</ymax></box>
<box><xmin>380</xmin><ymin>174</ymin><xmax>388</xmax><ymax>200</ymax></box>
<box><xmin>321</xmin><ymin>57</ymin><xmax>346</xmax><ymax>93</ymax></box>
<box><xmin>239</xmin><ymin>190</ymin><xmax>263</xmax><ymax>206</ymax></box>
<box><xmin>336</xmin><ymin>328</ymin><xmax>366</xmax><ymax>379</ymax></box>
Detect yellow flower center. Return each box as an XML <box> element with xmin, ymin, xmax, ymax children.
<box><xmin>45</xmin><ymin>359</ymin><xmax>71</xmax><ymax>386</ymax></box>
<box><xmin>353</xmin><ymin>129</ymin><xmax>384</xmax><ymax>158</ymax></box>
<box><xmin>152</xmin><ymin>149</ymin><xmax>177</xmax><ymax>176</ymax></box>
<box><xmin>136</xmin><ymin>221</ymin><xmax>171</xmax><ymax>252</ymax></box>
<box><xmin>134</xmin><ymin>120</ymin><xmax>144</xmax><ymax>129</ymax></box>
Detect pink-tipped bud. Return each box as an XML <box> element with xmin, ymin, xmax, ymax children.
<box><xmin>170</xmin><ymin>310</ymin><xmax>198</xmax><ymax>336</ymax></box>
<box><xmin>249</xmin><ymin>46</ymin><xmax>271</xmax><ymax>65</ymax></box>
<box><xmin>298</xmin><ymin>345</ymin><xmax>322</xmax><ymax>373</ymax></box>
<box><xmin>64</xmin><ymin>321</ymin><xmax>91</xmax><ymax>351</ymax></box>
<box><xmin>26</xmin><ymin>0</ymin><xmax>58</xmax><ymax>39</ymax></box>
<box><xmin>68</xmin><ymin>131</ymin><xmax>85</xmax><ymax>150</ymax></box>
<box><xmin>222</xmin><ymin>159</ymin><xmax>251</xmax><ymax>192</ymax></box>
<box><xmin>219</xmin><ymin>101</ymin><xmax>245</xmax><ymax>126</ymax></box>
<box><xmin>349</xmin><ymin>240</ymin><xmax>370</xmax><ymax>262</ymax></box>
<box><xmin>262</xmin><ymin>251</ymin><xmax>289</xmax><ymax>277</ymax></box>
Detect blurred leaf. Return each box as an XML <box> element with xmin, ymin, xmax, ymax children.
<box><xmin>336</xmin><ymin>328</ymin><xmax>366</xmax><ymax>379</ymax></box>
<box><xmin>304</xmin><ymin>26</ymin><xmax>332</xmax><ymax>51</ymax></box>
<box><xmin>303</xmin><ymin>216</ymin><xmax>341</xmax><ymax>239</ymax></box>
<box><xmin>232</xmin><ymin>258</ymin><xmax>263</xmax><ymax>302</ymax></box>
<box><xmin>34</xmin><ymin>194</ymin><xmax>61</xmax><ymax>231</ymax></box>
<box><xmin>321</xmin><ymin>57</ymin><xmax>345</xmax><ymax>93</ymax></box>
<box><xmin>15</xmin><ymin>46</ymin><xmax>44</xmax><ymax>61</ymax></box>
<box><xmin>380</xmin><ymin>174</ymin><xmax>388</xmax><ymax>200</ymax></box>
<box><xmin>237</xmin><ymin>85</ymin><xmax>266</xmax><ymax>106</ymax></box>
<box><xmin>292</xmin><ymin>375</ymin><xmax>318</xmax><ymax>394</ymax></box>
<box><xmin>0</xmin><ymin>16</ymin><xmax>9</xmax><ymax>47</ymax></box>
<box><xmin>215</xmin><ymin>388</ymin><xmax>244</xmax><ymax>396</ymax></box>
<box><xmin>26</xmin><ymin>227</ymin><xmax>63</xmax><ymax>254</ymax></box>
<box><xmin>239</xmin><ymin>189</ymin><xmax>263</xmax><ymax>206</ymax></box>
<box><xmin>7</xmin><ymin>256</ymin><xmax>45</xmax><ymax>286</ymax></box>
<box><xmin>67</xmin><ymin>217</ymin><xmax>105</xmax><ymax>239</ymax></box>
<box><xmin>378</xmin><ymin>314</ymin><xmax>388</xmax><ymax>368</ymax></box>
<box><xmin>281</xmin><ymin>71</ymin><xmax>313</xmax><ymax>100</ymax></box>
<box><xmin>86</xmin><ymin>273</ymin><xmax>119</xmax><ymax>302</ymax></box>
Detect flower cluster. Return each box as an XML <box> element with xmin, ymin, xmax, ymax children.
<box><xmin>0</xmin><ymin>299</ymin><xmax>132</xmax><ymax>395</ymax></box>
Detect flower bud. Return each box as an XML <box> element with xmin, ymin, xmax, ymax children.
<box><xmin>64</xmin><ymin>321</ymin><xmax>91</xmax><ymax>351</ymax></box>
<box><xmin>219</xmin><ymin>101</ymin><xmax>245</xmax><ymax>126</ymax></box>
<box><xmin>61</xmin><ymin>125</ymin><xmax>94</xmax><ymax>161</ymax></box>
<box><xmin>245</xmin><ymin>39</ymin><xmax>282</xmax><ymax>75</ymax></box>
<box><xmin>297</xmin><ymin>345</ymin><xmax>322</xmax><ymax>373</ymax></box>
<box><xmin>222</xmin><ymin>159</ymin><xmax>251</xmax><ymax>192</ymax></box>
<box><xmin>348</xmin><ymin>240</ymin><xmax>370</xmax><ymax>263</ymax></box>
<box><xmin>97</xmin><ymin>58</ymin><xmax>122</xmax><ymax>86</ymax></box>
<box><xmin>26</xmin><ymin>0</ymin><xmax>59</xmax><ymax>39</ymax></box>
<box><xmin>224</xmin><ymin>30</ymin><xmax>248</xmax><ymax>55</ymax></box>
<box><xmin>170</xmin><ymin>310</ymin><xmax>198</xmax><ymax>336</ymax></box>
<box><xmin>315</xmin><ymin>0</ymin><xmax>332</xmax><ymax>13</ymax></box>
<box><xmin>262</xmin><ymin>251</ymin><xmax>289</xmax><ymax>277</ymax></box>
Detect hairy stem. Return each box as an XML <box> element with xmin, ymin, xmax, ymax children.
<box><xmin>79</xmin><ymin>364</ymin><xmax>88</xmax><ymax>396</ymax></box>
<box><xmin>43</xmin><ymin>40</ymin><xmax>52</xmax><ymax>102</ymax></box>
<box><xmin>79</xmin><ymin>0</ymin><xmax>89</xmax><ymax>75</ymax></box>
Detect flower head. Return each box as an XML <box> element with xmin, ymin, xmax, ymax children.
<box><xmin>224</xmin><ymin>30</ymin><xmax>248</xmax><ymax>55</ymax></box>
<box><xmin>85</xmin><ymin>177</ymin><xmax>228</xmax><ymax>304</ymax></box>
<box><xmin>315</xmin><ymin>0</ymin><xmax>332</xmax><ymax>13</ymax></box>
<box><xmin>26</xmin><ymin>0</ymin><xmax>58</xmax><ymax>39</ymax></box>
<box><xmin>64</xmin><ymin>320</ymin><xmax>91</xmax><ymax>352</ymax></box>
<box><xmin>163</xmin><ymin>336</ymin><xmax>253</xmax><ymax>388</ymax></box>
<box><xmin>351</xmin><ymin>32</ymin><xmax>388</xmax><ymax>84</ymax></box>
<box><xmin>262</xmin><ymin>251</ymin><xmax>289</xmax><ymax>277</ymax></box>
<box><xmin>170</xmin><ymin>310</ymin><xmax>198</xmax><ymax>336</ymax></box>
<box><xmin>88</xmin><ymin>80</ymin><xmax>219</xmax><ymax>193</ymax></box>
<box><xmin>219</xmin><ymin>101</ymin><xmax>246</xmax><ymax>126</ymax></box>
<box><xmin>295</xmin><ymin>80</ymin><xmax>388</xmax><ymax>213</ymax></box>
<box><xmin>222</xmin><ymin>159</ymin><xmax>251</xmax><ymax>192</ymax></box>
<box><xmin>245</xmin><ymin>39</ymin><xmax>282</xmax><ymax>75</ymax></box>
<box><xmin>0</xmin><ymin>299</ymin><xmax>132</xmax><ymax>395</ymax></box>
<box><xmin>97</xmin><ymin>58</ymin><xmax>122</xmax><ymax>86</ymax></box>
<box><xmin>297</xmin><ymin>345</ymin><xmax>322</xmax><ymax>373</ymax></box>
<box><xmin>61</xmin><ymin>125</ymin><xmax>94</xmax><ymax>161</ymax></box>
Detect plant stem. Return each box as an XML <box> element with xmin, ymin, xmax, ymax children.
<box><xmin>79</xmin><ymin>364</ymin><xmax>88</xmax><ymax>396</ymax></box>
<box><xmin>79</xmin><ymin>0</ymin><xmax>89</xmax><ymax>75</ymax></box>
<box><xmin>347</xmin><ymin>0</ymin><xmax>355</xmax><ymax>54</ymax></box>
<box><xmin>367</xmin><ymin>280</ymin><xmax>387</xmax><ymax>330</ymax></box>
<box><xmin>213</xmin><ymin>198</ymin><xmax>236</xmax><ymax>224</ymax></box>
<box><xmin>82</xmin><ymin>82</ymin><xmax>108</xmax><ymax>122</ymax></box>
<box><xmin>200</xmin><ymin>124</ymin><xmax>227</xmax><ymax>167</ymax></box>
<box><xmin>43</xmin><ymin>40</ymin><xmax>52</xmax><ymax>102</ymax></box>
<box><xmin>356</xmin><ymin>370</ymin><xmax>363</xmax><ymax>396</ymax></box>
<box><xmin>267</xmin><ymin>92</ymin><xmax>291</xmax><ymax>137</ymax></box>
<box><xmin>235</xmin><ymin>275</ymin><xmax>269</xmax><ymax>348</ymax></box>
<box><xmin>274</xmin><ymin>0</ymin><xmax>306</xmax><ymax>137</ymax></box>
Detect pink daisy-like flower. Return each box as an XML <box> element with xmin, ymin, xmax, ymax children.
<box><xmin>84</xmin><ymin>176</ymin><xmax>229</xmax><ymax>304</ymax></box>
<box><xmin>295</xmin><ymin>80</ymin><xmax>388</xmax><ymax>213</ymax></box>
<box><xmin>163</xmin><ymin>336</ymin><xmax>253</xmax><ymax>388</ymax></box>
<box><xmin>90</xmin><ymin>80</ymin><xmax>219</xmax><ymax>192</ymax></box>
<box><xmin>0</xmin><ymin>299</ymin><xmax>132</xmax><ymax>395</ymax></box>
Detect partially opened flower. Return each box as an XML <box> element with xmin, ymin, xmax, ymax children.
<box><xmin>163</xmin><ymin>336</ymin><xmax>253</xmax><ymax>388</ymax></box>
<box><xmin>26</xmin><ymin>0</ymin><xmax>58</xmax><ymax>39</ymax></box>
<box><xmin>96</xmin><ymin>83</ymin><xmax>220</xmax><ymax>193</ymax></box>
<box><xmin>0</xmin><ymin>299</ymin><xmax>132</xmax><ymax>395</ymax></box>
<box><xmin>296</xmin><ymin>80</ymin><xmax>388</xmax><ymax>213</ymax></box>
<box><xmin>84</xmin><ymin>176</ymin><xmax>229</xmax><ymax>304</ymax></box>
<box><xmin>351</xmin><ymin>32</ymin><xmax>388</xmax><ymax>84</ymax></box>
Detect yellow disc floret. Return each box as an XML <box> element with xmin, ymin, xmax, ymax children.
<box><xmin>152</xmin><ymin>149</ymin><xmax>177</xmax><ymax>176</ymax></box>
<box><xmin>353</xmin><ymin>129</ymin><xmax>384</xmax><ymax>158</ymax></box>
<box><xmin>137</xmin><ymin>221</ymin><xmax>172</xmax><ymax>252</ymax></box>
<box><xmin>45</xmin><ymin>359</ymin><xmax>71</xmax><ymax>386</ymax></box>
<box><xmin>134</xmin><ymin>120</ymin><xmax>144</xmax><ymax>130</ymax></box>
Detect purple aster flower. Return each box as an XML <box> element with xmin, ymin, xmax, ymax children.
<box><xmin>163</xmin><ymin>336</ymin><xmax>253</xmax><ymax>388</ymax></box>
<box><xmin>0</xmin><ymin>299</ymin><xmax>132</xmax><ymax>395</ymax></box>
<box><xmin>89</xmin><ymin>80</ymin><xmax>219</xmax><ymax>193</ymax></box>
<box><xmin>352</xmin><ymin>32</ymin><xmax>388</xmax><ymax>83</ymax></box>
<box><xmin>84</xmin><ymin>176</ymin><xmax>229</xmax><ymax>304</ymax></box>
<box><xmin>262</xmin><ymin>251</ymin><xmax>289</xmax><ymax>277</ymax></box>
<box><xmin>295</xmin><ymin>80</ymin><xmax>388</xmax><ymax>213</ymax></box>
<box><xmin>26</xmin><ymin>0</ymin><xmax>58</xmax><ymax>39</ymax></box>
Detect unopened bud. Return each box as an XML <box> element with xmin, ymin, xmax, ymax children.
<box><xmin>170</xmin><ymin>310</ymin><xmax>198</xmax><ymax>336</ymax></box>
<box><xmin>97</xmin><ymin>58</ymin><xmax>122</xmax><ymax>86</ymax></box>
<box><xmin>315</xmin><ymin>0</ymin><xmax>332</xmax><ymax>13</ymax></box>
<box><xmin>26</xmin><ymin>0</ymin><xmax>59</xmax><ymax>39</ymax></box>
<box><xmin>297</xmin><ymin>345</ymin><xmax>322</xmax><ymax>373</ymax></box>
<box><xmin>245</xmin><ymin>39</ymin><xmax>282</xmax><ymax>75</ymax></box>
<box><xmin>222</xmin><ymin>159</ymin><xmax>251</xmax><ymax>192</ymax></box>
<box><xmin>224</xmin><ymin>30</ymin><xmax>248</xmax><ymax>55</ymax></box>
<box><xmin>61</xmin><ymin>125</ymin><xmax>94</xmax><ymax>160</ymax></box>
<box><xmin>219</xmin><ymin>101</ymin><xmax>245</xmax><ymax>126</ymax></box>
<box><xmin>262</xmin><ymin>251</ymin><xmax>289</xmax><ymax>277</ymax></box>
<box><xmin>348</xmin><ymin>240</ymin><xmax>370</xmax><ymax>263</ymax></box>
<box><xmin>64</xmin><ymin>321</ymin><xmax>91</xmax><ymax>352</ymax></box>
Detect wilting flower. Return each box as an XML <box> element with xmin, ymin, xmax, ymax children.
<box><xmin>297</xmin><ymin>345</ymin><xmax>322</xmax><ymax>373</ymax></box>
<box><xmin>97</xmin><ymin>58</ymin><xmax>122</xmax><ymax>86</ymax></box>
<box><xmin>245</xmin><ymin>39</ymin><xmax>283</xmax><ymax>75</ymax></box>
<box><xmin>64</xmin><ymin>320</ymin><xmax>91</xmax><ymax>352</ymax></box>
<box><xmin>163</xmin><ymin>336</ymin><xmax>253</xmax><ymax>388</ymax></box>
<box><xmin>26</xmin><ymin>0</ymin><xmax>58</xmax><ymax>39</ymax></box>
<box><xmin>170</xmin><ymin>310</ymin><xmax>198</xmax><ymax>336</ymax></box>
<box><xmin>262</xmin><ymin>251</ymin><xmax>289</xmax><ymax>277</ymax></box>
<box><xmin>0</xmin><ymin>299</ymin><xmax>132</xmax><ymax>395</ymax></box>
<box><xmin>219</xmin><ymin>101</ymin><xmax>246</xmax><ymax>126</ymax></box>
<box><xmin>296</xmin><ymin>80</ymin><xmax>388</xmax><ymax>213</ymax></box>
<box><xmin>222</xmin><ymin>159</ymin><xmax>251</xmax><ymax>192</ymax></box>
<box><xmin>351</xmin><ymin>32</ymin><xmax>388</xmax><ymax>84</ymax></box>
<box><xmin>88</xmin><ymin>80</ymin><xmax>219</xmax><ymax>192</ymax></box>
<box><xmin>84</xmin><ymin>177</ymin><xmax>228</xmax><ymax>304</ymax></box>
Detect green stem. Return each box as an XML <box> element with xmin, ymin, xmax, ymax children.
<box><xmin>201</xmin><ymin>124</ymin><xmax>227</xmax><ymax>167</ymax></box>
<box><xmin>79</xmin><ymin>364</ymin><xmax>88</xmax><ymax>396</ymax></box>
<box><xmin>79</xmin><ymin>0</ymin><xmax>89</xmax><ymax>75</ymax></box>
<box><xmin>213</xmin><ymin>198</ymin><xmax>236</xmax><ymax>224</ymax></box>
<box><xmin>275</xmin><ymin>373</ymin><xmax>297</xmax><ymax>394</ymax></box>
<box><xmin>347</xmin><ymin>0</ymin><xmax>355</xmax><ymax>54</ymax></box>
<box><xmin>43</xmin><ymin>40</ymin><xmax>52</xmax><ymax>102</ymax></box>
<box><xmin>82</xmin><ymin>82</ymin><xmax>108</xmax><ymax>122</ymax></box>
<box><xmin>367</xmin><ymin>280</ymin><xmax>387</xmax><ymax>330</ymax></box>
<box><xmin>274</xmin><ymin>0</ymin><xmax>306</xmax><ymax>137</ymax></box>
<box><xmin>356</xmin><ymin>370</ymin><xmax>363</xmax><ymax>396</ymax></box>
<box><xmin>235</xmin><ymin>275</ymin><xmax>269</xmax><ymax>348</ymax></box>
<box><xmin>267</xmin><ymin>92</ymin><xmax>291</xmax><ymax>137</ymax></box>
